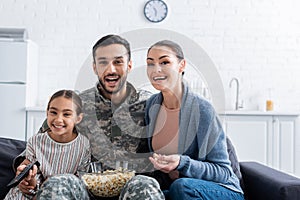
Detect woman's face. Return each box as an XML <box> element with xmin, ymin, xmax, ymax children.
<box><xmin>146</xmin><ymin>46</ymin><xmax>185</xmax><ymax>92</ymax></box>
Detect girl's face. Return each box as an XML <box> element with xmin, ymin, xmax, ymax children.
<box><xmin>146</xmin><ymin>46</ymin><xmax>185</xmax><ymax>92</ymax></box>
<box><xmin>47</xmin><ymin>96</ymin><xmax>82</xmax><ymax>142</ymax></box>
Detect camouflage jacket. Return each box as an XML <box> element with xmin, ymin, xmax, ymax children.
<box><xmin>77</xmin><ymin>82</ymin><xmax>153</xmax><ymax>172</ymax></box>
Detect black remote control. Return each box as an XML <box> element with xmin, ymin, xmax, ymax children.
<box><xmin>7</xmin><ymin>160</ymin><xmax>40</xmax><ymax>188</ymax></box>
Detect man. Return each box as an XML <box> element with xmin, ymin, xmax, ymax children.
<box><xmin>77</xmin><ymin>34</ymin><xmax>152</xmax><ymax>169</ymax></box>
<box><xmin>16</xmin><ymin>34</ymin><xmax>164</xmax><ymax>199</ymax></box>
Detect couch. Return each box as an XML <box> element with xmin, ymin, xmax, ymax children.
<box><xmin>240</xmin><ymin>161</ymin><xmax>300</xmax><ymax>200</ymax></box>
<box><xmin>0</xmin><ymin>137</ymin><xmax>26</xmax><ymax>199</ymax></box>
<box><xmin>1</xmin><ymin>136</ymin><xmax>300</xmax><ymax>200</ymax></box>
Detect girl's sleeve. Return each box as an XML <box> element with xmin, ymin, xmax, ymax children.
<box><xmin>81</xmin><ymin>136</ymin><xmax>91</xmax><ymax>165</ymax></box>
<box><xmin>25</xmin><ymin>136</ymin><xmax>36</xmax><ymax>163</ymax></box>
<box><xmin>25</xmin><ymin>136</ymin><xmax>45</xmax><ymax>188</ymax></box>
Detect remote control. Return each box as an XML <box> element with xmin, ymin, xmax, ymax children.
<box><xmin>7</xmin><ymin>160</ymin><xmax>40</xmax><ymax>188</ymax></box>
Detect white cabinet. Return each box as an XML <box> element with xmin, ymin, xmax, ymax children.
<box><xmin>26</xmin><ymin>108</ymin><xmax>46</xmax><ymax>140</ymax></box>
<box><xmin>221</xmin><ymin>115</ymin><xmax>272</xmax><ymax>165</ymax></box>
<box><xmin>219</xmin><ymin>112</ymin><xmax>300</xmax><ymax>177</ymax></box>
<box><xmin>272</xmin><ymin>116</ymin><xmax>297</xmax><ymax>174</ymax></box>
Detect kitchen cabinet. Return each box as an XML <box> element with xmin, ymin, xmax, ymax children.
<box><xmin>26</xmin><ymin>108</ymin><xmax>46</xmax><ymax>140</ymax></box>
<box><xmin>219</xmin><ymin>111</ymin><xmax>300</xmax><ymax>177</ymax></box>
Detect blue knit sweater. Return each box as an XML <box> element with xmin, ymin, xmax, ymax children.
<box><xmin>145</xmin><ymin>83</ymin><xmax>243</xmax><ymax>193</ymax></box>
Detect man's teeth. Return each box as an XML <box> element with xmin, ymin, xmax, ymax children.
<box><xmin>153</xmin><ymin>76</ymin><xmax>166</xmax><ymax>81</ymax></box>
<box><xmin>106</xmin><ymin>76</ymin><xmax>119</xmax><ymax>81</ymax></box>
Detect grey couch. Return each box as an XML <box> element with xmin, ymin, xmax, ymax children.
<box><xmin>1</xmin><ymin>137</ymin><xmax>300</xmax><ymax>200</ymax></box>
<box><xmin>240</xmin><ymin>161</ymin><xmax>300</xmax><ymax>200</ymax></box>
<box><xmin>0</xmin><ymin>137</ymin><xmax>26</xmax><ymax>199</ymax></box>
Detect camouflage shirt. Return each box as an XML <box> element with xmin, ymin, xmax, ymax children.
<box><xmin>77</xmin><ymin>82</ymin><xmax>153</xmax><ymax>172</ymax></box>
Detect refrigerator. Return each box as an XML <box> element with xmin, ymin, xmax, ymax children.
<box><xmin>0</xmin><ymin>28</ymin><xmax>38</xmax><ymax>141</ymax></box>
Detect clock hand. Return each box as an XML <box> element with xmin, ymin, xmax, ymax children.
<box><xmin>153</xmin><ymin>8</ymin><xmax>157</xmax><ymax>16</ymax></box>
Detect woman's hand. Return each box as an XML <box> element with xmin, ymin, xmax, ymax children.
<box><xmin>149</xmin><ymin>153</ymin><xmax>180</xmax><ymax>173</ymax></box>
<box><xmin>17</xmin><ymin>159</ymin><xmax>38</xmax><ymax>195</ymax></box>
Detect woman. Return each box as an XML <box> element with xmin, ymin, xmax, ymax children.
<box><xmin>145</xmin><ymin>40</ymin><xmax>244</xmax><ymax>200</ymax></box>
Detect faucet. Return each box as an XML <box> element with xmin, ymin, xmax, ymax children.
<box><xmin>229</xmin><ymin>77</ymin><xmax>243</xmax><ymax>110</ymax></box>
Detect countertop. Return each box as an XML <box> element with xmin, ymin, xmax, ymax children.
<box><xmin>220</xmin><ymin>110</ymin><xmax>300</xmax><ymax>116</ymax></box>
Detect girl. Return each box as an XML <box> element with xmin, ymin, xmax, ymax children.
<box><xmin>5</xmin><ymin>90</ymin><xmax>90</xmax><ymax>199</ymax></box>
<box><xmin>145</xmin><ymin>40</ymin><xmax>244</xmax><ymax>200</ymax></box>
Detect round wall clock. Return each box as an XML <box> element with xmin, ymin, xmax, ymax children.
<box><xmin>144</xmin><ymin>0</ymin><xmax>168</xmax><ymax>23</ymax></box>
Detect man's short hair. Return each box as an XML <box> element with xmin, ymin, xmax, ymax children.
<box><xmin>92</xmin><ymin>34</ymin><xmax>131</xmax><ymax>62</ymax></box>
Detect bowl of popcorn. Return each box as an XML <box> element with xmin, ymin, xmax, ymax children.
<box><xmin>78</xmin><ymin>161</ymin><xmax>135</xmax><ymax>197</ymax></box>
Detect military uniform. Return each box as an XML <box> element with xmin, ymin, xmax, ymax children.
<box><xmin>77</xmin><ymin>82</ymin><xmax>153</xmax><ymax>172</ymax></box>
<box><xmin>36</xmin><ymin>174</ymin><xmax>89</xmax><ymax>200</ymax></box>
<box><xmin>120</xmin><ymin>175</ymin><xmax>164</xmax><ymax>200</ymax></box>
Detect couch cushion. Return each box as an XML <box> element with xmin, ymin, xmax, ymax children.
<box><xmin>226</xmin><ymin>137</ymin><xmax>242</xmax><ymax>180</ymax></box>
<box><xmin>226</xmin><ymin>136</ymin><xmax>244</xmax><ymax>192</ymax></box>
<box><xmin>0</xmin><ymin>137</ymin><xmax>26</xmax><ymax>199</ymax></box>
<box><xmin>240</xmin><ymin>162</ymin><xmax>300</xmax><ymax>200</ymax></box>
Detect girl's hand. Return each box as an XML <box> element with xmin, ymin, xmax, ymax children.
<box><xmin>17</xmin><ymin>163</ymin><xmax>38</xmax><ymax>195</ymax></box>
<box><xmin>149</xmin><ymin>153</ymin><xmax>180</xmax><ymax>173</ymax></box>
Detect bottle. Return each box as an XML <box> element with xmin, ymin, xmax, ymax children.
<box><xmin>266</xmin><ymin>88</ymin><xmax>274</xmax><ymax>111</ymax></box>
<box><xmin>266</xmin><ymin>100</ymin><xmax>274</xmax><ymax>111</ymax></box>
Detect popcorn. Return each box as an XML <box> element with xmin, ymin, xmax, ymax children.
<box><xmin>80</xmin><ymin>168</ymin><xmax>135</xmax><ymax>197</ymax></box>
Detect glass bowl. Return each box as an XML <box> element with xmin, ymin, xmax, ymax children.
<box><xmin>77</xmin><ymin>161</ymin><xmax>135</xmax><ymax>197</ymax></box>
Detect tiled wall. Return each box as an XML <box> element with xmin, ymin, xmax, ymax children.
<box><xmin>1</xmin><ymin>0</ymin><xmax>300</xmax><ymax>111</ymax></box>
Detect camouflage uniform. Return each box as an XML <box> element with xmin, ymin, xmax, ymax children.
<box><xmin>36</xmin><ymin>82</ymin><xmax>164</xmax><ymax>200</ymax></box>
<box><xmin>77</xmin><ymin>82</ymin><xmax>153</xmax><ymax>172</ymax></box>
<box><xmin>36</xmin><ymin>174</ymin><xmax>89</xmax><ymax>200</ymax></box>
<box><xmin>119</xmin><ymin>175</ymin><xmax>165</xmax><ymax>200</ymax></box>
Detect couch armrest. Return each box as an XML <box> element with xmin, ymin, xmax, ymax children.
<box><xmin>0</xmin><ymin>137</ymin><xmax>26</xmax><ymax>199</ymax></box>
<box><xmin>240</xmin><ymin>161</ymin><xmax>300</xmax><ymax>200</ymax></box>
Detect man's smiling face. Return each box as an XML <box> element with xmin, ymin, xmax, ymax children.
<box><xmin>93</xmin><ymin>44</ymin><xmax>132</xmax><ymax>96</ymax></box>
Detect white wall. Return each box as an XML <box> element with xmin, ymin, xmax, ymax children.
<box><xmin>1</xmin><ymin>0</ymin><xmax>300</xmax><ymax>111</ymax></box>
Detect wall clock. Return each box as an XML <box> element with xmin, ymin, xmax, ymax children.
<box><xmin>144</xmin><ymin>0</ymin><xmax>168</xmax><ymax>23</ymax></box>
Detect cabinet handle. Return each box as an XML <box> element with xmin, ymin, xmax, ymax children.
<box><xmin>273</xmin><ymin>118</ymin><xmax>279</xmax><ymax>123</ymax></box>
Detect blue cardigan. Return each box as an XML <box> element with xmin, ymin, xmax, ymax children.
<box><xmin>145</xmin><ymin>83</ymin><xmax>243</xmax><ymax>193</ymax></box>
